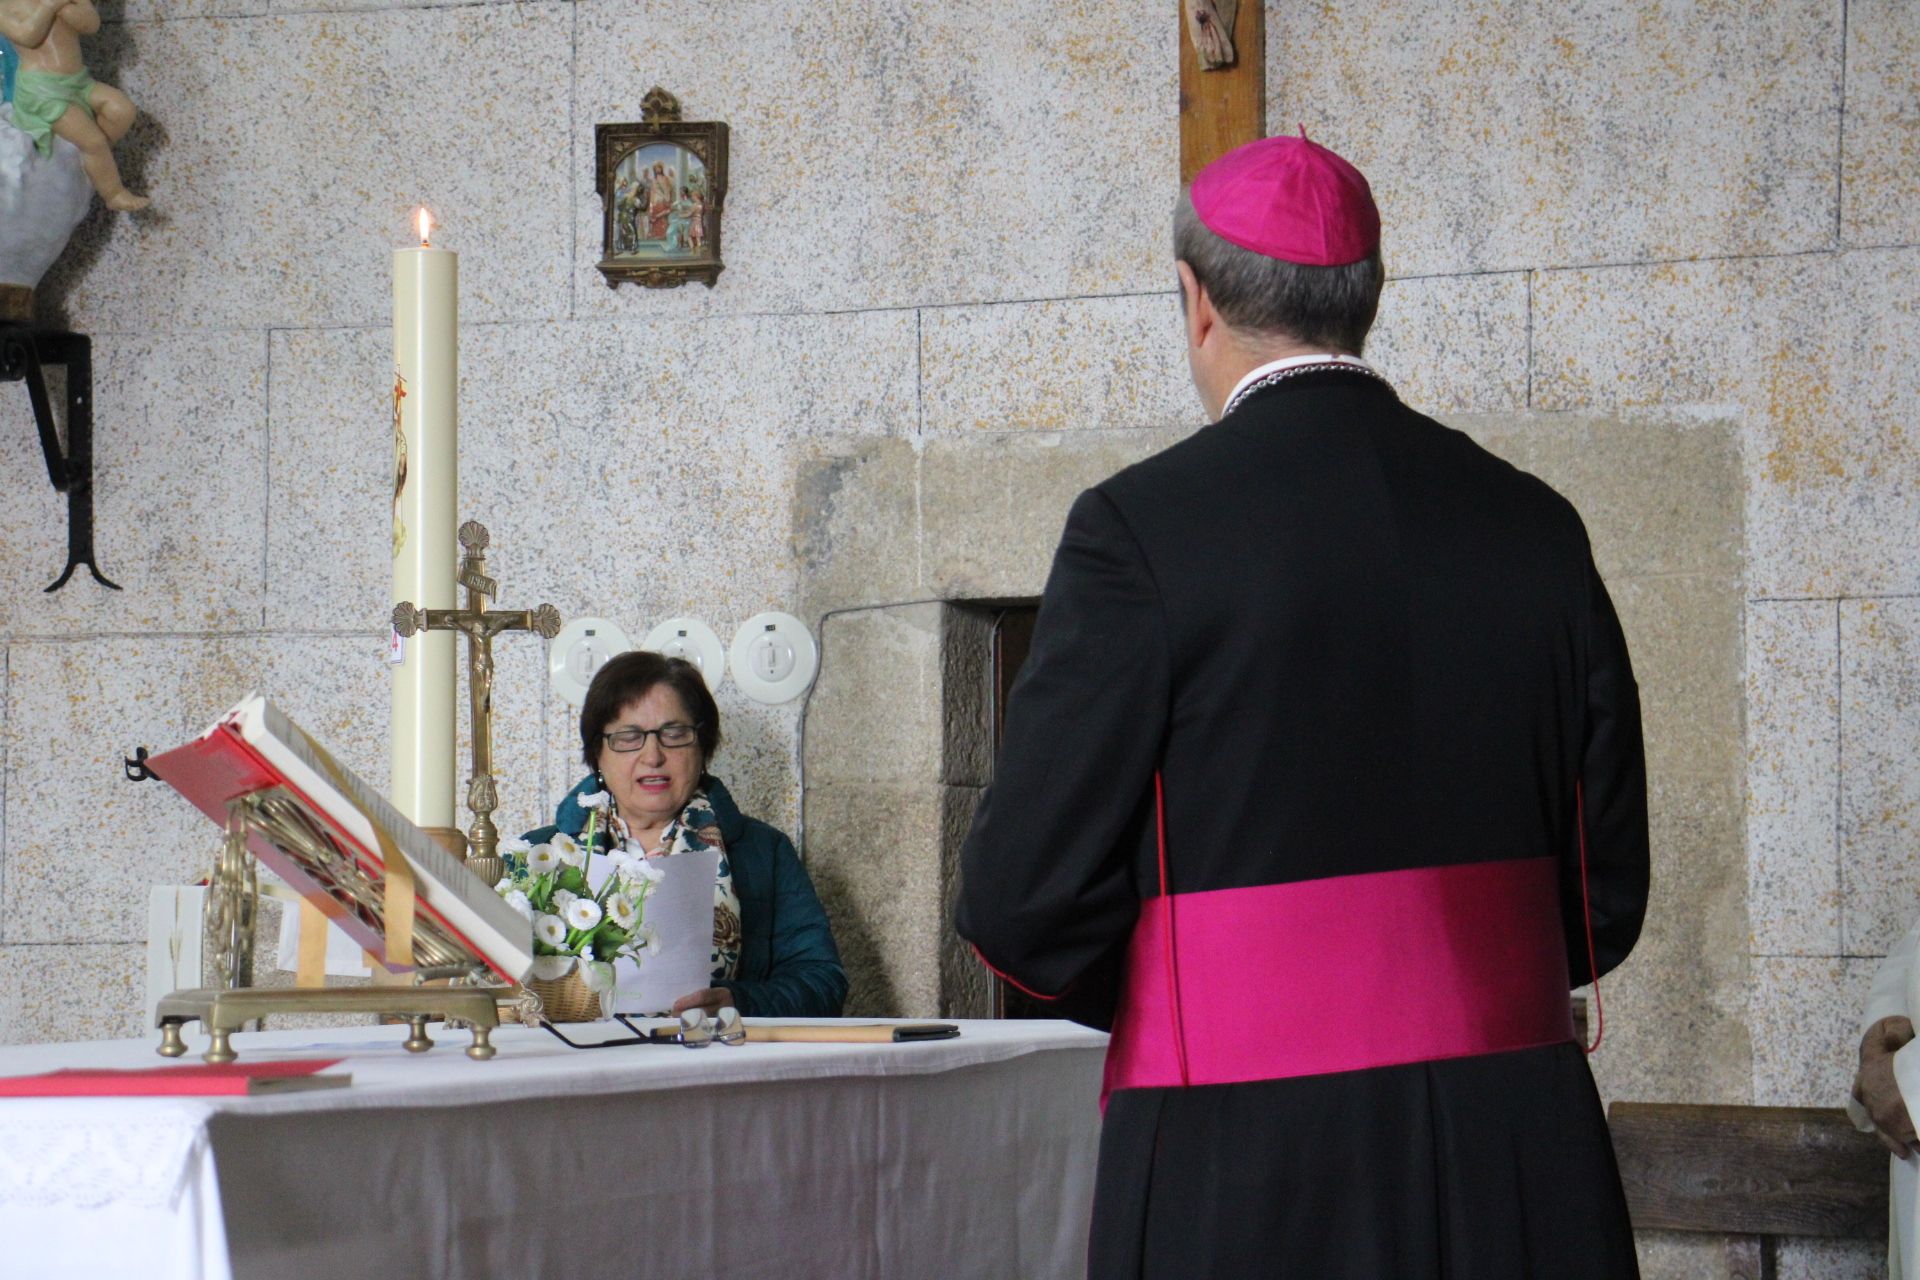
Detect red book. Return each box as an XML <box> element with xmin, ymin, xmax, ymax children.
<box><xmin>0</xmin><ymin>1058</ymin><xmax>348</xmax><ymax>1097</ymax></box>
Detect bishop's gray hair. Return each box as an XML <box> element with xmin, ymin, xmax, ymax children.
<box><xmin>1172</xmin><ymin>191</ymin><xmax>1385</xmax><ymax>356</ymax></box>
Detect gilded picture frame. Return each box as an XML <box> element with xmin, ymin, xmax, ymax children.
<box><xmin>595</xmin><ymin>88</ymin><xmax>729</xmax><ymax>290</ymax></box>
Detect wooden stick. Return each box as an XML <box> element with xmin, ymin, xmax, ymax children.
<box><xmin>743</xmin><ymin>1024</ymin><xmax>955</xmax><ymax>1044</ymax></box>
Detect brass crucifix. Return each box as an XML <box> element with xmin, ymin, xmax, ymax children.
<box><xmin>393</xmin><ymin>520</ymin><xmax>562</xmax><ymax>882</ymax></box>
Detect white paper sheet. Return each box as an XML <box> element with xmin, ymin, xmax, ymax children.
<box><xmin>271</xmin><ymin>897</ymin><xmax>370</xmax><ymax>978</ymax></box>
<box><xmin>145</xmin><ymin>887</ymin><xmax>207</xmax><ymax>1021</ymax></box>
<box><xmin>613</xmin><ymin>847</ymin><xmax>719</xmax><ymax>1015</ymax></box>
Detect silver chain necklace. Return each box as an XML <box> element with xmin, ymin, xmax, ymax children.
<box><xmin>1222</xmin><ymin>359</ymin><xmax>1388</xmax><ymax>419</ymax></box>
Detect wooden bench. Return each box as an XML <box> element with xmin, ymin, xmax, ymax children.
<box><xmin>1607</xmin><ymin>1103</ymin><xmax>1889</xmax><ymax>1280</ymax></box>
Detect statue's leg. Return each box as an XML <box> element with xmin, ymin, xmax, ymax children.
<box><xmin>86</xmin><ymin>82</ymin><xmax>136</xmax><ymax>145</ymax></box>
<box><xmin>49</xmin><ymin>104</ymin><xmax>147</xmax><ymax>211</ymax></box>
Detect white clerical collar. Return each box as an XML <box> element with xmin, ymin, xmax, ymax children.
<box><xmin>1220</xmin><ymin>353</ymin><xmax>1382</xmax><ymax>419</ymax></box>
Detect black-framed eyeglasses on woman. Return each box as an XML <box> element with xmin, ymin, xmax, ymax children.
<box><xmin>603</xmin><ymin>723</ymin><xmax>702</xmax><ymax>752</ymax></box>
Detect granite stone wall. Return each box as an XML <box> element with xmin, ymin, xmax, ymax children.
<box><xmin>0</xmin><ymin>4</ymin><xmax>1913</xmax><ymax>1276</ymax></box>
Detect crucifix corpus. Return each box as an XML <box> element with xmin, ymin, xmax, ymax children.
<box><xmin>1185</xmin><ymin>0</ymin><xmax>1240</xmax><ymax>68</ymax></box>
<box><xmin>393</xmin><ymin>519</ymin><xmax>562</xmax><ymax>884</ymax></box>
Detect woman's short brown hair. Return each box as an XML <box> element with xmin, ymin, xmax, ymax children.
<box><xmin>579</xmin><ymin>651</ymin><xmax>722</xmax><ymax>770</ymax></box>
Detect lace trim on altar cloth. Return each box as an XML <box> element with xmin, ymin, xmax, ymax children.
<box><xmin>0</xmin><ymin>1106</ymin><xmax>211</xmax><ymax>1210</ymax></box>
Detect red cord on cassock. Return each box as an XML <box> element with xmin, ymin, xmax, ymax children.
<box><xmin>1155</xmin><ymin>772</ymin><xmax>1191</xmax><ymax>1086</ymax></box>
<box><xmin>1575</xmin><ymin>781</ymin><xmax>1605</xmax><ymax>1055</ymax></box>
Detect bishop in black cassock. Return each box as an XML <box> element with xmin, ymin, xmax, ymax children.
<box><xmin>955</xmin><ymin>134</ymin><xmax>1650</xmax><ymax>1278</ymax></box>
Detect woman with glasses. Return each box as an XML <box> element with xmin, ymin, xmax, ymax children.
<box><xmin>520</xmin><ymin>649</ymin><xmax>847</xmax><ymax>1018</ymax></box>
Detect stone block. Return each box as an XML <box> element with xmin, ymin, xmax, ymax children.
<box><xmin>938</xmin><ymin>784</ymin><xmax>993</xmax><ymax>1020</ymax></box>
<box><xmin>794</xmin><ymin>438</ymin><xmax>921</xmax><ymax>624</ymax></box>
<box><xmin>1368</xmin><ymin>272</ymin><xmax>1528</xmax><ymax>414</ymax></box>
<box><xmin>919</xmin><ymin>427</ymin><xmax>1190</xmax><ymax>601</ymax></box>
<box><xmin>802</xmin><ymin>780</ymin><xmax>946</xmax><ymax>1018</ymax></box>
<box><xmin>1746</xmin><ymin>601</ymin><xmax>1842</xmax><ymax>957</ymax></box>
<box><xmin>0</xmin><ymin>943</ymin><xmax>145</xmax><ymax>1045</ymax></box>
<box><xmin>1268</xmin><ymin>1</ymin><xmax>1840</xmax><ymax>274</ymax></box>
<box><xmin>703</xmin><ymin>693</ymin><xmax>801</xmax><ymax>842</ymax></box>
<box><xmin>1589</xmin><ymin>773</ymin><xmax>1750</xmax><ymax>1108</ymax></box>
<box><xmin>1457</xmin><ymin>414</ymin><xmax>1743</xmax><ymax>581</ymax></box>
<box><xmin>1843</xmin><ymin>0</ymin><xmax>1920</xmax><ymax>247</ymax></box>
<box><xmin>571</xmin><ymin>0</ymin><xmax>1176</xmax><ymax>317</ymax></box>
<box><xmin>1773</xmin><ymin>1238</ymin><xmax>1890</xmax><ymax>1280</ymax></box>
<box><xmin>191</xmin><ymin>634</ymin><xmax>392</xmax><ymax>783</ymax></box>
<box><xmin>919</xmin><ymin>294</ymin><xmax>1194</xmax><ymax>435</ymax></box>
<box><xmin>804</xmin><ymin>602</ymin><xmax>994</xmax><ymax>792</ymax></box>
<box><xmin>119</xmin><ymin>1</ymin><xmax>259</xmax><ymax>21</ymax></box>
<box><xmin>41</xmin><ymin>6</ymin><xmax>574</xmax><ymax>333</ymax></box>
<box><xmin>540</xmin><ymin>310</ymin><xmax>916</xmax><ymax>626</ymax></box>
<box><xmin>1533</xmin><ymin>251</ymin><xmax>1920</xmax><ymax>598</ymax></box>
<box><xmin>0</xmin><ymin>650</ymin><xmax>7</xmax><ymax>927</ymax></box>
<box><xmin>1634</xmin><ymin>1233</ymin><xmax>1745</xmax><ymax>1280</ymax></box>
<box><xmin>265</xmin><ymin>0</ymin><xmax>497</xmax><ymax>9</ymax></box>
<box><xmin>1751</xmin><ymin>956</ymin><xmax>1874</xmax><ymax>1108</ymax></box>
<box><xmin>536</xmin><ymin>689</ymin><xmax>591</xmax><ymax>839</ymax></box>
<box><xmin>1609</xmin><ymin>574</ymin><xmax>1744</xmax><ymax>789</ymax></box>
<box><xmin>1840</xmin><ymin>599</ymin><xmax>1920</xmax><ymax>956</ymax></box>
<box><xmin>3</xmin><ymin>638</ymin><xmax>208</xmax><ymax>945</ymax></box>
<box><xmin>267</xmin><ymin>322</ymin><xmax>571</xmax><ymax>633</ymax></box>
<box><xmin>0</xmin><ymin>332</ymin><xmax>266</xmax><ymax>632</ymax></box>
<box><xmin>940</xmin><ymin>605</ymin><xmax>996</xmax><ymax>789</ymax></box>
<box><xmin>807</xmin><ymin>605</ymin><xmax>944</xmax><ymax>788</ymax></box>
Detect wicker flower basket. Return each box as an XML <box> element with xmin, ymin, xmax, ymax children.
<box><xmin>525</xmin><ymin>966</ymin><xmax>604</xmax><ymax>1023</ymax></box>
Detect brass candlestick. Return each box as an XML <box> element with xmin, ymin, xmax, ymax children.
<box><xmin>393</xmin><ymin>520</ymin><xmax>562</xmax><ymax>883</ymax></box>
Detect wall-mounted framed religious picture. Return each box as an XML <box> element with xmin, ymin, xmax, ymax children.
<box><xmin>595</xmin><ymin>87</ymin><xmax>729</xmax><ymax>290</ymax></box>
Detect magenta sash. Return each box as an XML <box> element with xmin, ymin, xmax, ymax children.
<box><xmin>1102</xmin><ymin>856</ymin><xmax>1576</xmax><ymax>1101</ymax></box>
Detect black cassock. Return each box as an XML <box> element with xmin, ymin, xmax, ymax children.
<box><xmin>956</xmin><ymin>367</ymin><xmax>1649</xmax><ymax>1279</ymax></box>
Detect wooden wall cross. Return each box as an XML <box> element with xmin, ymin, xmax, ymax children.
<box><xmin>1179</xmin><ymin>0</ymin><xmax>1265</xmax><ymax>185</ymax></box>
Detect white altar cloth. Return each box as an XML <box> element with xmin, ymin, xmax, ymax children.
<box><xmin>0</xmin><ymin>1018</ymin><xmax>1107</xmax><ymax>1280</ymax></box>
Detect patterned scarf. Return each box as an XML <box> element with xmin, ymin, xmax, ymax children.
<box><xmin>605</xmin><ymin>790</ymin><xmax>742</xmax><ymax>983</ymax></box>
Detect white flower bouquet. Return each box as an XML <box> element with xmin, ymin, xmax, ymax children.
<box><xmin>494</xmin><ymin>792</ymin><xmax>661</xmax><ymax>1020</ymax></box>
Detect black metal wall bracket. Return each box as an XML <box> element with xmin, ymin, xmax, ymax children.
<box><xmin>0</xmin><ymin>323</ymin><xmax>118</xmax><ymax>592</ymax></box>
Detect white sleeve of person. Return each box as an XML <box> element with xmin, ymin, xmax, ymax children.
<box><xmin>1847</xmin><ymin>915</ymin><xmax>1920</xmax><ymax>1132</ymax></box>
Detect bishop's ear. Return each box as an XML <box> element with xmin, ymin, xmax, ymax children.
<box><xmin>1175</xmin><ymin>260</ymin><xmax>1211</xmax><ymax>352</ymax></box>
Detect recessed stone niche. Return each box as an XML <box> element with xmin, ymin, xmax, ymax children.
<box><xmin>794</xmin><ymin>414</ymin><xmax>1747</xmax><ymax>1110</ymax></box>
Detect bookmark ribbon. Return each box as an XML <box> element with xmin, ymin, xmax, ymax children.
<box><xmin>304</xmin><ymin>738</ymin><xmax>418</xmax><ymax>975</ymax></box>
<box><xmin>295</xmin><ymin>899</ymin><xmax>328</xmax><ymax>988</ymax></box>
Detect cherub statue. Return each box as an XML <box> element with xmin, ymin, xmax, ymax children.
<box><xmin>0</xmin><ymin>1</ymin><xmax>146</xmax><ymax>211</ymax></box>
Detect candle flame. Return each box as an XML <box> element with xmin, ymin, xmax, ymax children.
<box><xmin>416</xmin><ymin>207</ymin><xmax>433</xmax><ymax>247</ymax></box>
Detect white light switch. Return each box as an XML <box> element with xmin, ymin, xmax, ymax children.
<box><xmin>549</xmin><ymin>617</ymin><xmax>633</xmax><ymax>707</ymax></box>
<box><xmin>748</xmin><ymin>627</ymin><xmax>797</xmax><ymax>681</ymax></box>
<box><xmin>643</xmin><ymin>618</ymin><xmax>725</xmax><ymax>687</ymax></box>
<box><xmin>729</xmin><ymin>612</ymin><xmax>817</xmax><ymax>703</ymax></box>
